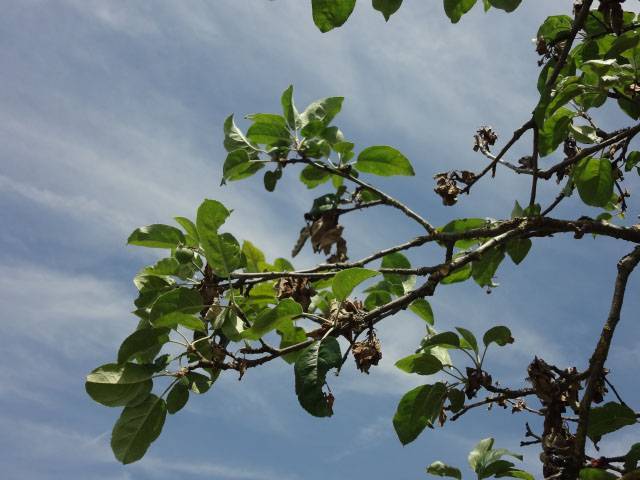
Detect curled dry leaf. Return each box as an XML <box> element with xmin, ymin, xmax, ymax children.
<box><xmin>275</xmin><ymin>276</ymin><xmax>316</xmax><ymax>312</ymax></box>
<box><xmin>352</xmin><ymin>331</ymin><xmax>382</xmax><ymax>374</ymax></box>
<box><xmin>434</xmin><ymin>172</ymin><xmax>462</xmax><ymax>206</ymax></box>
<box><xmin>473</xmin><ymin>126</ymin><xmax>498</xmax><ymax>152</ymax></box>
<box><xmin>292</xmin><ymin>211</ymin><xmax>348</xmax><ymax>262</ymax></box>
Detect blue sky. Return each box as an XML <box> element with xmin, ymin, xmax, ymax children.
<box><xmin>1</xmin><ymin>1</ymin><xmax>639</xmax><ymax>479</ymax></box>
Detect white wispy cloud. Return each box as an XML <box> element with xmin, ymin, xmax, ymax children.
<box><xmin>0</xmin><ymin>415</ymin><xmax>297</xmax><ymax>480</ymax></box>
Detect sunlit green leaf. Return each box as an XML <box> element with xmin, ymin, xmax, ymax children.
<box><xmin>333</xmin><ymin>268</ymin><xmax>379</xmax><ymax>301</ymax></box>
<box><xmin>223</xmin><ymin>149</ymin><xmax>263</xmax><ymax>182</ymax></box>
<box><xmin>578</xmin><ymin>468</ymin><xmax>617</xmax><ymax>480</ymax></box>
<box><xmin>86</xmin><ymin>363</ymin><xmax>154</xmax><ymax>408</ymax></box>
<box><xmin>154</xmin><ymin>312</ymin><xmax>206</xmax><ymax>332</ymax></box>
<box><xmin>426</xmin><ymin>461</ymin><xmax>462</xmax><ymax>479</ymax></box>
<box><xmin>149</xmin><ymin>288</ymin><xmax>202</xmax><ymax>322</ymax></box>
<box><xmin>355</xmin><ymin>146</ymin><xmax>415</xmax><ymax>176</ymax></box>
<box><xmin>117</xmin><ymin>328</ymin><xmax>170</xmax><ymax>364</ymax></box>
<box><xmin>574</xmin><ymin>157</ymin><xmax>614</xmax><ymax>208</ymax></box>
<box><xmin>395</xmin><ymin>353</ymin><xmax>443</xmax><ymax>375</ymax></box>
<box><xmin>243</xmin><ymin>298</ymin><xmax>303</xmax><ymax>340</ymax></box>
<box><xmin>127</xmin><ymin>224</ymin><xmax>185</xmax><ymax>249</ymax></box>
<box><xmin>443</xmin><ymin>0</ymin><xmax>478</xmax><ymax>24</ymax></box>
<box><xmin>409</xmin><ymin>299</ymin><xmax>434</xmax><ymax>325</ymax></box>
<box><xmin>422</xmin><ymin>331</ymin><xmax>460</xmax><ymax>349</ymax></box>
<box><xmin>311</xmin><ymin>0</ymin><xmax>356</xmax><ymax>32</ymax></box>
<box><xmin>281</xmin><ymin>85</ymin><xmax>300</xmax><ymax>130</ymax></box>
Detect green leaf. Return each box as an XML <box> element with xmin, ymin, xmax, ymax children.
<box><xmin>201</xmin><ymin>232</ymin><xmax>245</xmax><ymax>277</ymax></box>
<box><xmin>174</xmin><ymin>217</ymin><xmax>199</xmax><ymax>243</ymax></box>
<box><xmin>294</xmin><ymin>337</ymin><xmax>342</xmax><ymax>417</ymax></box>
<box><xmin>455</xmin><ymin>327</ymin><xmax>478</xmax><ymax>353</ymax></box>
<box><xmin>546</xmin><ymin>79</ymin><xmax>583</xmax><ymax>118</ymax></box>
<box><xmin>578</xmin><ymin>468</ymin><xmax>617</xmax><ymax>480</ymax></box>
<box><xmin>263</xmin><ymin>170</ymin><xmax>282</xmax><ymax>192</ymax></box>
<box><xmin>223</xmin><ymin>114</ymin><xmax>258</xmax><ymax>153</ymax></box>
<box><xmin>618</xmin><ymin>95</ymin><xmax>640</xmax><ymax>120</ymax></box>
<box><xmin>274</xmin><ymin>258</ymin><xmax>295</xmax><ymax>271</ymax></box>
<box><xmin>469</xmin><ymin>438</ymin><xmax>495</xmax><ymax>471</ymax></box>
<box><xmin>393</xmin><ymin>382</ymin><xmax>447</xmax><ymax>445</ymax></box>
<box><xmin>506</xmin><ymin>238</ymin><xmax>532</xmax><ymax>265</ymax></box>
<box><xmin>332</xmin><ymin>268</ymin><xmax>379</xmax><ymax>301</ymax></box>
<box><xmin>355</xmin><ymin>146</ymin><xmax>415</xmax><ymax>176</ymax></box>
<box><xmin>523</xmin><ymin>203</ymin><xmax>541</xmax><ymax>217</ymax></box>
<box><xmin>111</xmin><ymin>394</ymin><xmax>167</xmax><ymax>464</ymax></box>
<box><xmin>479</xmin><ymin>460</ymin><xmax>516</xmax><ymax>478</ymax></box>
<box><xmin>86</xmin><ymin>363</ymin><xmax>154</xmax><ymax>408</ymax></box>
<box><xmin>624</xmin><ymin>443</ymin><xmax>640</xmax><ymax>472</ymax></box>
<box><xmin>443</xmin><ymin>0</ymin><xmax>478</xmax><ymax>24</ymax></box>
<box><xmin>166</xmin><ymin>383</ymin><xmax>189</xmax><ymax>414</ymax></box>
<box><xmin>447</xmin><ymin>388</ymin><xmax>465</xmax><ymax>413</ymax></box>
<box><xmin>483</xmin><ymin>326</ymin><xmax>513</xmax><ymax>347</ymax></box>
<box><xmin>439</xmin><ymin>218</ymin><xmax>489</xmax><ymax>249</ymax></box>
<box><xmin>117</xmin><ymin>328</ymin><xmax>170</xmax><ymax>364</ymax></box>
<box><xmin>364</xmin><ymin>290</ymin><xmax>392</xmax><ymax>311</ymax></box>
<box><xmin>86</xmin><ymin>379</ymin><xmax>151</xmax><ymax>408</ymax></box>
<box><xmin>574</xmin><ymin>157</ymin><xmax>614</xmax><ymax>208</ymax></box>
<box><xmin>300</xmin><ymin>164</ymin><xmax>331</xmax><ymax>189</ymax></box>
<box><xmin>607</xmin><ymin>31</ymin><xmax>640</xmax><ymax>59</ymax></box>
<box><xmin>127</xmin><ymin>224</ymin><xmax>185</xmax><ymax>249</ymax></box>
<box><xmin>539</xmin><ymin>107</ymin><xmax>574</xmax><ymax>157</ymax></box>
<box><xmin>149</xmin><ymin>287</ymin><xmax>202</xmax><ymax>322</ymax></box>
<box><xmin>187</xmin><ymin>371</ymin><xmax>214</xmax><ymax>394</ymax></box>
<box><xmin>86</xmin><ymin>362</ymin><xmax>155</xmax><ymax>385</ymax></box>
<box><xmin>625</xmin><ymin>151</ymin><xmax>640</xmax><ymax>172</ymax></box>
<box><xmin>243</xmin><ymin>298</ymin><xmax>304</xmax><ymax>340</ymax></box>
<box><xmin>426</xmin><ymin>461</ymin><xmax>462</xmax><ymax>479</ymax></box>
<box><xmin>311</xmin><ymin>0</ymin><xmax>356</xmax><ymax>32</ymax></box>
<box><xmin>174</xmin><ymin>247</ymin><xmax>196</xmax><ymax>265</ymax></box>
<box><xmin>281</xmin><ymin>85</ymin><xmax>300</xmax><ymax>130</ymax></box>
<box><xmin>221</xmin><ymin>311</ymin><xmax>245</xmax><ymax>341</ymax></box>
<box><xmin>300</xmin><ymin>97</ymin><xmax>344</xmax><ymax>127</ymax></box>
<box><xmin>587</xmin><ymin>402</ymin><xmax>637</xmax><ymax>443</ymax></box>
<box><xmin>537</xmin><ymin>15</ymin><xmax>572</xmax><ymax>44</ymax></box>
<box><xmin>246</xmin><ymin>114</ymin><xmax>291</xmax><ymax>146</ymax></box>
<box><xmin>242</xmin><ymin>240</ymin><xmax>266</xmax><ymax>273</ymax></box>
<box><xmin>372</xmin><ymin>0</ymin><xmax>403</xmax><ymax>21</ymax></box>
<box><xmin>511</xmin><ymin>201</ymin><xmax>524</xmax><ymax>218</ymax></box>
<box><xmin>570</xmin><ymin>124</ymin><xmax>602</xmax><ymax>145</ymax></box>
<box><xmin>441</xmin><ymin>262</ymin><xmax>472</xmax><ymax>285</ymax></box>
<box><xmin>196</xmin><ymin>199</ymin><xmax>230</xmax><ymax>234</ymax></box>
<box><xmin>395</xmin><ymin>353</ymin><xmax>443</xmax><ymax>375</ymax></box>
<box><xmin>498</xmin><ymin>470</ymin><xmax>534</xmax><ymax>480</ymax></box>
<box><xmin>223</xmin><ymin>149</ymin><xmax>263</xmax><ymax>182</ymax></box>
<box><xmin>422</xmin><ymin>331</ymin><xmax>460</xmax><ymax>349</ymax></box>
<box><xmin>487</xmin><ymin>0</ymin><xmax>521</xmax><ymax>12</ymax></box>
<box><xmin>472</xmin><ymin>247</ymin><xmax>505</xmax><ymax>287</ymax></box>
<box><xmin>154</xmin><ymin>312</ymin><xmax>206</xmax><ymax>332</ymax></box>
<box><xmin>426</xmin><ymin>345</ymin><xmax>452</xmax><ymax>366</ymax></box>
<box><xmin>278</xmin><ymin>322</ymin><xmax>308</xmax><ymax>364</ymax></box>
<box><xmin>409</xmin><ymin>299</ymin><xmax>434</xmax><ymax>325</ymax></box>
<box><xmin>381</xmin><ymin>251</ymin><xmax>411</xmax><ymax>286</ymax></box>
